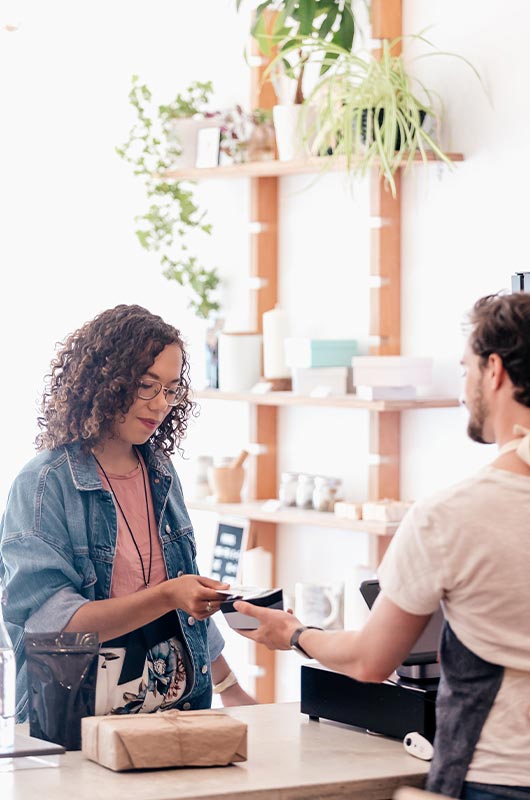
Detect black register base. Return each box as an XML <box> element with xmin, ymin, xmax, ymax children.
<box><xmin>301</xmin><ymin>663</ymin><xmax>437</xmax><ymax>742</ymax></box>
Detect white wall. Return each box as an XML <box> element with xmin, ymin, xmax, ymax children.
<box><xmin>1</xmin><ymin>1</ymin><xmax>529</xmax><ymax>701</ymax></box>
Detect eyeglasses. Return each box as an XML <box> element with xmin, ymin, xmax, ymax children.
<box><xmin>137</xmin><ymin>379</ymin><xmax>188</xmax><ymax>407</ymax></box>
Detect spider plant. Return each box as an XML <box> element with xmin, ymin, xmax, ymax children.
<box><xmin>296</xmin><ymin>34</ymin><xmax>482</xmax><ymax>196</ymax></box>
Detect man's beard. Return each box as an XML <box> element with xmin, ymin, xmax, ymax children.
<box><xmin>467</xmin><ymin>381</ymin><xmax>488</xmax><ymax>444</ymax></box>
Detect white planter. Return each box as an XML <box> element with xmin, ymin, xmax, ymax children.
<box><xmin>218</xmin><ymin>332</ymin><xmax>262</xmax><ymax>392</ymax></box>
<box><xmin>272</xmin><ymin>104</ymin><xmax>315</xmax><ymax>161</ymax></box>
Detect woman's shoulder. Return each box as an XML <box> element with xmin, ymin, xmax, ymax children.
<box><xmin>11</xmin><ymin>446</ymin><xmax>70</xmax><ymax>490</ymax></box>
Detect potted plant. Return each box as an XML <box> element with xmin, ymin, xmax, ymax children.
<box><xmin>159</xmin><ymin>79</ymin><xmax>219</xmax><ymax>169</ymax></box>
<box><xmin>236</xmin><ymin>0</ymin><xmax>356</xmax><ymax>160</ymax></box>
<box><xmin>297</xmin><ymin>34</ymin><xmax>483</xmax><ymax>195</ymax></box>
<box><xmin>116</xmin><ymin>76</ymin><xmax>220</xmax><ymax>319</ymax></box>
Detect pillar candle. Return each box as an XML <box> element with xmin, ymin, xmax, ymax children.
<box><xmin>262</xmin><ymin>306</ymin><xmax>290</xmax><ymax>379</ymax></box>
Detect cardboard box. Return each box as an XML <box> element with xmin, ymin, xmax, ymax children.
<box><xmin>355</xmin><ymin>384</ymin><xmax>417</xmax><ymax>401</ymax></box>
<box><xmin>292</xmin><ymin>366</ymin><xmax>353</xmax><ymax>396</ymax></box>
<box><xmin>361</xmin><ymin>499</ymin><xmax>413</xmax><ymax>523</ymax></box>
<box><xmin>334</xmin><ymin>501</ymin><xmax>363</xmax><ymax>521</ymax></box>
<box><xmin>82</xmin><ymin>709</ymin><xmax>247</xmax><ymax>771</ymax></box>
<box><xmin>351</xmin><ymin>356</ymin><xmax>432</xmax><ymax>387</ymax></box>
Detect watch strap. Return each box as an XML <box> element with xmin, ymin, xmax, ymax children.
<box><xmin>290</xmin><ymin>626</ymin><xmax>322</xmax><ymax>658</ymax></box>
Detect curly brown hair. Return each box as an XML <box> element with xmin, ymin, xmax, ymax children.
<box><xmin>469</xmin><ymin>292</ymin><xmax>530</xmax><ymax>408</ymax></box>
<box><xmin>36</xmin><ymin>304</ymin><xmax>196</xmax><ymax>456</ymax></box>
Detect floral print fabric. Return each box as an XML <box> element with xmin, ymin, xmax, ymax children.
<box><xmin>95</xmin><ymin>636</ymin><xmax>190</xmax><ymax>715</ymax></box>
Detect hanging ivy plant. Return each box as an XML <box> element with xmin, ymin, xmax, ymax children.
<box><xmin>116</xmin><ymin>76</ymin><xmax>220</xmax><ymax>319</ymax></box>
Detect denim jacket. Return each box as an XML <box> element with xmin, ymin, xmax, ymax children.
<box><xmin>0</xmin><ymin>442</ymin><xmax>224</xmax><ymax>720</ymax></box>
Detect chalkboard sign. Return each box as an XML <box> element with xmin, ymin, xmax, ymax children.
<box><xmin>210</xmin><ymin>517</ymin><xmax>249</xmax><ymax>584</ymax></box>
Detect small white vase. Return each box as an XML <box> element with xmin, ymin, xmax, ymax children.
<box><xmin>272</xmin><ymin>104</ymin><xmax>314</xmax><ymax>161</ymax></box>
<box><xmin>169</xmin><ymin>118</ymin><xmax>202</xmax><ymax>168</ymax></box>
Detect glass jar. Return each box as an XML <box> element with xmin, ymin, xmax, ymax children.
<box><xmin>312</xmin><ymin>476</ymin><xmax>343</xmax><ymax>512</ymax></box>
<box><xmin>295</xmin><ymin>474</ymin><xmax>315</xmax><ymax>509</ymax></box>
<box><xmin>193</xmin><ymin>455</ymin><xmax>213</xmax><ymax>500</ymax></box>
<box><xmin>278</xmin><ymin>471</ymin><xmax>299</xmax><ymax>507</ymax></box>
<box><xmin>0</xmin><ymin>579</ymin><xmax>15</xmax><ymax>750</ymax></box>
<box><xmin>247</xmin><ymin>117</ymin><xmax>276</xmax><ymax>162</ymax></box>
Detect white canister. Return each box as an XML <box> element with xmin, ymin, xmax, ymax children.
<box><xmin>218</xmin><ymin>332</ymin><xmax>262</xmax><ymax>392</ymax></box>
<box><xmin>262</xmin><ymin>305</ymin><xmax>290</xmax><ymax>379</ymax></box>
<box><xmin>272</xmin><ymin>104</ymin><xmax>316</xmax><ymax>161</ymax></box>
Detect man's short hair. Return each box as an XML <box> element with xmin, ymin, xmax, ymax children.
<box><xmin>470</xmin><ymin>292</ymin><xmax>530</xmax><ymax>408</ymax></box>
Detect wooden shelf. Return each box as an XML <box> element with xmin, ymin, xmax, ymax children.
<box><xmin>163</xmin><ymin>152</ymin><xmax>464</xmax><ymax>181</ymax></box>
<box><xmin>192</xmin><ymin>388</ymin><xmax>460</xmax><ymax>412</ymax></box>
<box><xmin>188</xmin><ymin>499</ymin><xmax>399</xmax><ymax>537</ymax></box>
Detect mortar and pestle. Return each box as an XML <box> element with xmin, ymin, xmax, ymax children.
<box><xmin>208</xmin><ymin>450</ymin><xmax>248</xmax><ymax>503</ymax></box>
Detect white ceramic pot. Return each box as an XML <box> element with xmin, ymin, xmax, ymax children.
<box><xmin>218</xmin><ymin>332</ymin><xmax>262</xmax><ymax>392</ymax></box>
<box><xmin>272</xmin><ymin>104</ymin><xmax>314</xmax><ymax>161</ymax></box>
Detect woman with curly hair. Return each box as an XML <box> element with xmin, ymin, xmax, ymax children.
<box><xmin>0</xmin><ymin>304</ymin><xmax>254</xmax><ymax>718</ymax></box>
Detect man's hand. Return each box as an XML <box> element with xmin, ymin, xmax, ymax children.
<box><xmin>165</xmin><ymin>575</ymin><xmax>229</xmax><ymax>620</ymax></box>
<box><xmin>233</xmin><ymin>600</ymin><xmax>301</xmax><ymax>650</ymax></box>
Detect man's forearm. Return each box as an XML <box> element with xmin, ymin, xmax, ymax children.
<box><xmin>297</xmin><ymin>628</ymin><xmax>375</xmax><ymax>680</ymax></box>
<box><xmin>233</xmin><ymin>594</ymin><xmax>432</xmax><ymax>684</ymax></box>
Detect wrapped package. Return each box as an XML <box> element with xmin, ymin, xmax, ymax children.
<box><xmin>334</xmin><ymin>501</ymin><xmax>363</xmax><ymax>521</ymax></box>
<box><xmin>82</xmin><ymin>709</ymin><xmax>247</xmax><ymax>771</ymax></box>
<box><xmin>361</xmin><ymin>499</ymin><xmax>413</xmax><ymax>523</ymax></box>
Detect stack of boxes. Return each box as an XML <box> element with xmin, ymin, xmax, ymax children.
<box><xmin>285</xmin><ymin>338</ymin><xmax>358</xmax><ymax>395</ymax></box>
<box><xmin>283</xmin><ymin>337</ymin><xmax>433</xmax><ymax>400</ymax></box>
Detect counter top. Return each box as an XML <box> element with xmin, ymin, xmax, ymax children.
<box><xmin>1</xmin><ymin>702</ymin><xmax>429</xmax><ymax>800</ymax></box>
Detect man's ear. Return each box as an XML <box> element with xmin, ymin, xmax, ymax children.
<box><xmin>487</xmin><ymin>353</ymin><xmax>505</xmax><ymax>390</ymax></box>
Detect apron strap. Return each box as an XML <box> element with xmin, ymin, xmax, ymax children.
<box><xmin>497</xmin><ymin>424</ymin><xmax>530</xmax><ymax>466</ymax></box>
<box><xmin>102</xmin><ymin>610</ymin><xmax>180</xmax><ymax>685</ymax></box>
<box><xmin>427</xmin><ymin>622</ymin><xmax>504</xmax><ymax>798</ymax></box>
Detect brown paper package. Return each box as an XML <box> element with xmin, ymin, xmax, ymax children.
<box><xmin>81</xmin><ymin>709</ymin><xmax>248</xmax><ymax>771</ymax></box>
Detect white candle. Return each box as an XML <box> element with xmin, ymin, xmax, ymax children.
<box><xmin>262</xmin><ymin>306</ymin><xmax>290</xmax><ymax>379</ymax></box>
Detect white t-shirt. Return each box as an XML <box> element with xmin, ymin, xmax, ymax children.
<box><xmin>378</xmin><ymin>465</ymin><xmax>530</xmax><ymax>786</ymax></box>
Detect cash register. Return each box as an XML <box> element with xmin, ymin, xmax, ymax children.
<box><xmin>300</xmin><ymin>579</ymin><xmax>442</xmax><ymax>742</ymax></box>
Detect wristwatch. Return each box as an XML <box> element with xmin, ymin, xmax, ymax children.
<box><xmin>289</xmin><ymin>626</ymin><xmax>323</xmax><ymax>658</ymax></box>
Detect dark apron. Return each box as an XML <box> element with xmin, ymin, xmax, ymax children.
<box><xmin>102</xmin><ymin>610</ymin><xmax>181</xmax><ymax>685</ymax></box>
<box><xmin>427</xmin><ymin>622</ymin><xmax>504</xmax><ymax>798</ymax></box>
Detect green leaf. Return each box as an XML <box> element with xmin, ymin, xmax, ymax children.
<box><xmin>318</xmin><ymin>6</ymin><xmax>338</xmax><ymax>40</ymax></box>
<box><xmin>252</xmin><ymin>13</ymin><xmax>271</xmax><ymax>55</ymax></box>
<box><xmin>272</xmin><ymin>10</ymin><xmax>288</xmax><ymax>35</ymax></box>
<box><xmin>332</xmin><ymin>6</ymin><xmax>354</xmax><ymax>52</ymax></box>
<box><xmin>136</xmin><ymin>230</ymin><xmax>150</xmax><ymax>250</ymax></box>
<box><xmin>298</xmin><ymin>0</ymin><xmax>316</xmax><ymax>36</ymax></box>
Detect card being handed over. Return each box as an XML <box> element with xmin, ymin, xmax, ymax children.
<box><xmin>218</xmin><ymin>587</ymin><xmax>284</xmax><ymax>629</ymax></box>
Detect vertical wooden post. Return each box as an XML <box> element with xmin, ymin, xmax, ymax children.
<box><xmin>370</xmin><ymin>0</ymin><xmax>402</xmax><ymax>46</ymax></box>
<box><xmin>250</xmin><ymin>177</ymin><xmax>278</xmax><ymax>329</ymax></box>
<box><xmin>248</xmin><ymin>10</ymin><xmax>279</xmax><ymax>703</ymax></box>
<box><xmin>369</xmin><ymin>0</ymin><xmax>402</xmax><ymax>567</ymax></box>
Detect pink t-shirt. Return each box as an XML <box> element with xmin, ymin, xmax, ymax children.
<box><xmin>96</xmin><ymin>455</ymin><xmax>167</xmax><ymax>596</ymax></box>
<box><xmin>94</xmin><ymin>453</ymin><xmax>190</xmax><ymax>715</ymax></box>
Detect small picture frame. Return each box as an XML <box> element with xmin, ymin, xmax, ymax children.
<box><xmin>195</xmin><ymin>126</ymin><xmax>221</xmax><ymax>168</ymax></box>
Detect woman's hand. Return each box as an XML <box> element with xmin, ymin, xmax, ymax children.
<box><xmin>165</xmin><ymin>574</ymin><xmax>229</xmax><ymax>620</ymax></box>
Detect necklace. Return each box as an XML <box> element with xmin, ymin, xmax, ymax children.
<box><xmin>93</xmin><ymin>448</ymin><xmax>153</xmax><ymax>588</ymax></box>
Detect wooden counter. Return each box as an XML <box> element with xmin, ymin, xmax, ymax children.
<box><xmin>1</xmin><ymin>702</ymin><xmax>429</xmax><ymax>800</ymax></box>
